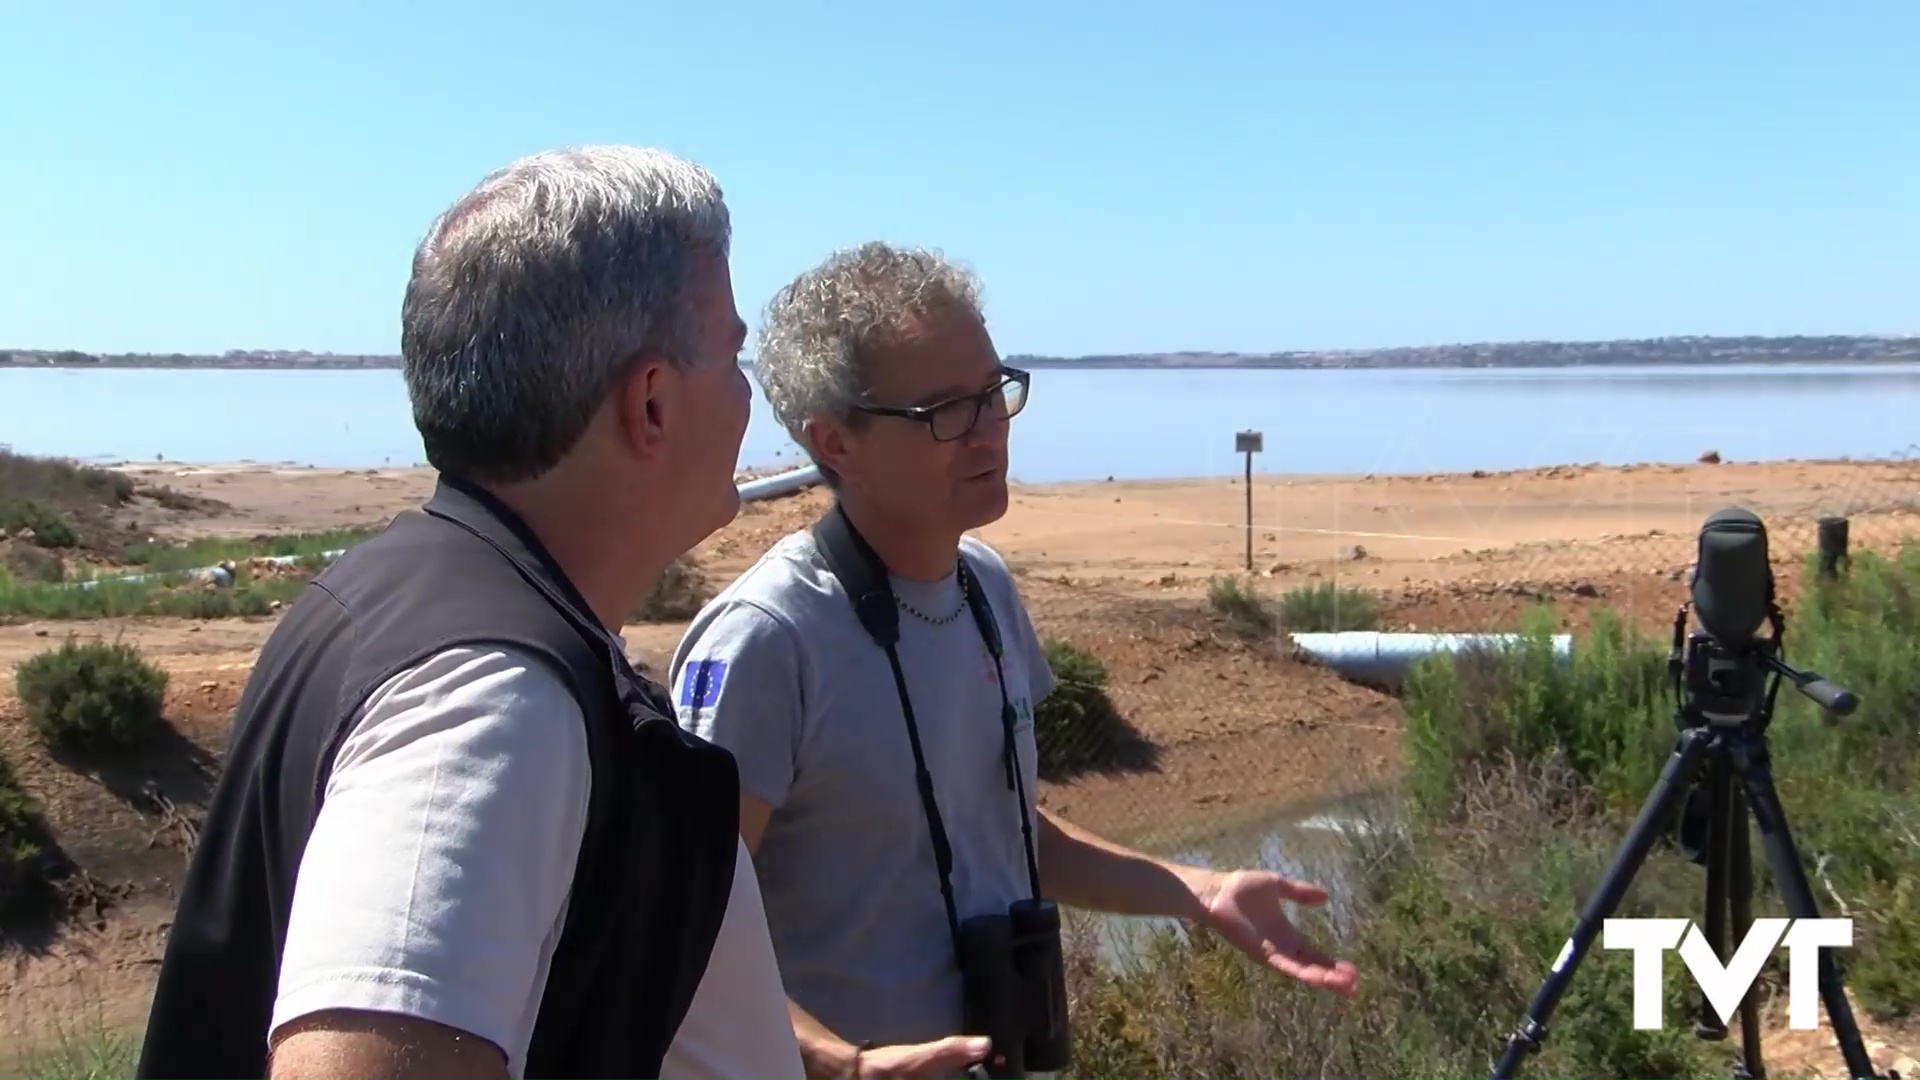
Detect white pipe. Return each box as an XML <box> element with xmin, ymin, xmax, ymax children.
<box><xmin>69</xmin><ymin>548</ymin><xmax>352</xmax><ymax>590</ymax></box>
<box><xmin>737</xmin><ymin>463</ymin><xmax>822</xmax><ymax>502</ymax></box>
<box><xmin>1288</xmin><ymin>631</ymin><xmax>1573</xmax><ymax>686</ymax></box>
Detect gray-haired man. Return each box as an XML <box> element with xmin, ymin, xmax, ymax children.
<box><xmin>670</xmin><ymin>242</ymin><xmax>1358</xmax><ymax>1079</ymax></box>
<box><xmin>140</xmin><ymin>146</ymin><xmax>802</xmax><ymax>1080</ymax></box>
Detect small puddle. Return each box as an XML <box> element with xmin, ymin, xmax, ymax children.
<box><xmin>1069</xmin><ymin>789</ymin><xmax>1404</xmax><ymax>968</ymax></box>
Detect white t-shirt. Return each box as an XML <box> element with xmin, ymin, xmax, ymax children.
<box><xmin>269</xmin><ymin>646</ymin><xmax>802</xmax><ymax>1079</ymax></box>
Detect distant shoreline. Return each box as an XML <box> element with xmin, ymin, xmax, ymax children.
<box><xmin>106</xmin><ymin>453</ymin><xmax>1911</xmax><ymax>480</ymax></box>
<box><xmin>5</xmin><ymin>334</ymin><xmax>1918</xmax><ymax>372</ymax></box>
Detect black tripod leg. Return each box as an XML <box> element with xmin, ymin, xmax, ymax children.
<box><xmin>1730</xmin><ymin>737</ymin><xmax>1883</xmax><ymax>1080</ymax></box>
<box><xmin>1491</xmin><ymin>727</ymin><xmax>1715</xmax><ymax>1080</ymax></box>
<box><xmin>1729</xmin><ymin>786</ymin><xmax>1766</xmax><ymax>1079</ymax></box>
<box><xmin>1696</xmin><ymin>752</ymin><xmax>1733</xmax><ymax>1042</ymax></box>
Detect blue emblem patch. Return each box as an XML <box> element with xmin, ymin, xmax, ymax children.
<box><xmin>679</xmin><ymin>659</ymin><xmax>729</xmax><ymax>709</ymax></box>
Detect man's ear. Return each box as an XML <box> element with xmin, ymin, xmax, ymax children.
<box><xmin>614</xmin><ymin>355</ymin><xmax>674</xmax><ymax>459</ymax></box>
<box><xmin>803</xmin><ymin>415</ymin><xmax>855</xmax><ymax>482</ymax></box>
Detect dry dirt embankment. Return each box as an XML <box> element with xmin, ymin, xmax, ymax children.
<box><xmin>5</xmin><ymin>454</ymin><xmax>1919</xmax><ymax>1072</ymax></box>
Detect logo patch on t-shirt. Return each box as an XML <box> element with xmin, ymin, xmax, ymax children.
<box><xmin>679</xmin><ymin>658</ymin><xmax>729</xmax><ymax>709</ymax></box>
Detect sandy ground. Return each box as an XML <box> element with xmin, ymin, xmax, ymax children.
<box><xmin>21</xmin><ymin>453</ymin><xmax>1919</xmax><ymax>668</ymax></box>
<box><xmin>4</xmin><ymin>456</ymin><xmax>1919</xmax><ymax>1073</ymax></box>
<box><xmin>109</xmin><ymin>453</ymin><xmax>1920</xmax><ymax>582</ymax></box>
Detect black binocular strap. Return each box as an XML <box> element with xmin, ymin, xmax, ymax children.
<box><xmin>810</xmin><ymin>506</ymin><xmax>1045</xmax><ymax>960</ymax></box>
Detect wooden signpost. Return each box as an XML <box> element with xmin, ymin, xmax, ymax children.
<box><xmin>1235</xmin><ymin>430</ymin><xmax>1263</xmax><ymax>571</ymax></box>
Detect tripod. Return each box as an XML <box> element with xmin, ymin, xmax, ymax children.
<box><xmin>1490</xmin><ymin>603</ymin><xmax>1890</xmax><ymax>1080</ymax></box>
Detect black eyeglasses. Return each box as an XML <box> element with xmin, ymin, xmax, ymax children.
<box><xmin>853</xmin><ymin>366</ymin><xmax>1031</xmax><ymax>443</ymax></box>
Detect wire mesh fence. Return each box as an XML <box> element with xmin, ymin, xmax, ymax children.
<box><xmin>1019</xmin><ymin>449</ymin><xmax>1920</xmax><ymax>845</ymax></box>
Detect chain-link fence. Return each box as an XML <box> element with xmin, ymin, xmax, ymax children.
<box><xmin>1018</xmin><ymin>452</ymin><xmax>1920</xmax><ymax>827</ymax></box>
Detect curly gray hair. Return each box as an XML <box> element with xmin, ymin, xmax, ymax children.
<box><xmin>752</xmin><ymin>242</ymin><xmax>984</xmax><ymax>464</ymax></box>
<box><xmin>402</xmin><ymin>145</ymin><xmax>732</xmax><ymax>483</ymax></box>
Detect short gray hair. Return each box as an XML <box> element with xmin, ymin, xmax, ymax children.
<box><xmin>753</xmin><ymin>241</ymin><xmax>984</xmax><ymax>451</ymax></box>
<box><xmin>402</xmin><ymin>145</ymin><xmax>732</xmax><ymax>482</ymax></box>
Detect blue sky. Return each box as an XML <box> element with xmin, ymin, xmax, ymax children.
<box><xmin>3</xmin><ymin>1</ymin><xmax>1916</xmax><ymax>357</ymax></box>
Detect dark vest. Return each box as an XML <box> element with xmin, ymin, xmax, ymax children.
<box><xmin>135</xmin><ymin>476</ymin><xmax>740</xmax><ymax>1079</ymax></box>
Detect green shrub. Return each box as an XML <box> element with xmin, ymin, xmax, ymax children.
<box><xmin>1033</xmin><ymin>639</ymin><xmax>1131</xmax><ymax>779</ymax></box>
<box><xmin>1064</xmin><ymin>789</ymin><xmax>1717</xmax><ymax>1079</ymax></box>
<box><xmin>0</xmin><ymin>527</ymin><xmax>371</xmax><ymax>622</ymax></box>
<box><xmin>1062</xmin><ymin>541</ymin><xmax>1920</xmax><ymax>1077</ymax></box>
<box><xmin>0</xmin><ymin>566</ymin><xmax>311</xmax><ymax>621</ymax></box>
<box><xmin>1279</xmin><ymin>579</ymin><xmax>1383</xmax><ymax>631</ymax></box>
<box><xmin>1759</xmin><ymin>546</ymin><xmax>1920</xmax><ymax>1017</ymax></box>
<box><xmin>633</xmin><ymin>555</ymin><xmax>713</xmax><ymax>622</ymax></box>
<box><xmin>0</xmin><ymin>753</ymin><xmax>49</xmax><ymax>924</ymax></box>
<box><xmin>0</xmin><ymin>447</ymin><xmax>135</xmax><ymax>509</ymax></box>
<box><xmin>1206</xmin><ymin>574</ymin><xmax>1276</xmax><ymax>638</ymax></box>
<box><xmin>1395</xmin><ymin>564</ymin><xmax>1920</xmax><ymax>1022</ymax></box>
<box><xmin>14</xmin><ymin>639</ymin><xmax>170</xmax><ymax>755</ymax></box>
<box><xmin>3</xmin><ymin>544</ymin><xmax>66</xmax><ymax>584</ymax></box>
<box><xmin>0</xmin><ymin>497</ymin><xmax>77</xmax><ymax>548</ymax></box>
<box><xmin>9</xmin><ymin>1022</ymin><xmax>142</xmax><ymax>1080</ymax></box>
<box><xmin>118</xmin><ymin>527</ymin><xmax>376</xmax><ymax>572</ymax></box>
<box><xmin>1402</xmin><ymin>606</ymin><xmax>1673</xmax><ymax>820</ymax></box>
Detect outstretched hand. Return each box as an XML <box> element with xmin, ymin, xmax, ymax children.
<box><xmin>1197</xmin><ymin>868</ymin><xmax>1360</xmax><ymax>997</ymax></box>
<box><xmin>852</xmin><ymin>1034</ymin><xmax>992</xmax><ymax>1078</ymax></box>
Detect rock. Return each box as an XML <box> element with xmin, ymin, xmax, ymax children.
<box><xmin>1571</xmin><ymin>582</ymin><xmax>1601</xmax><ymax>598</ymax></box>
<box><xmin>199</xmin><ymin>680</ymin><xmax>219</xmax><ymax>692</ymax></box>
<box><xmin>1350</xmin><ymin>544</ymin><xmax>1369</xmax><ymax>561</ymax></box>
